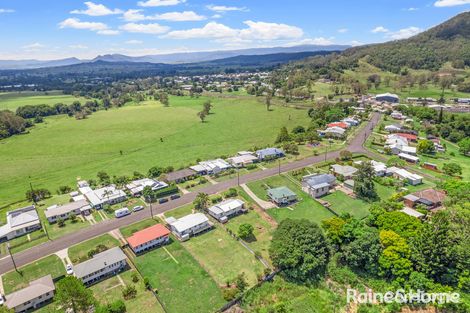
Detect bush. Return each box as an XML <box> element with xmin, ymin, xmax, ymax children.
<box><xmin>131</xmin><ymin>272</ymin><xmax>139</xmax><ymax>283</ymax></box>
<box><xmin>57</xmin><ymin>185</ymin><xmax>72</xmax><ymax>195</ymax></box>
<box><xmin>107</xmin><ymin>300</ymin><xmax>126</xmax><ymax>313</ymax></box>
<box><xmin>224</xmin><ymin>188</ymin><xmax>238</xmax><ymax>198</ymax></box>
<box><xmin>222</xmin><ymin>288</ymin><xmax>239</xmax><ymax>301</ymax></box>
<box><xmin>122</xmin><ymin>285</ymin><xmax>137</xmax><ymax>300</ymax></box>
<box><xmin>211</xmin><ymin>195</ymin><xmax>222</xmax><ymax>204</ymax></box>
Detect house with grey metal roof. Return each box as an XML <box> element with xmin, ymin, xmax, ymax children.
<box><xmin>256</xmin><ymin>148</ymin><xmax>284</xmax><ymax>160</ymax></box>
<box><xmin>125</xmin><ymin>178</ymin><xmax>168</xmax><ymax>197</ymax></box>
<box><xmin>267</xmin><ymin>186</ymin><xmax>297</xmax><ymax>206</ymax></box>
<box><xmin>0</xmin><ymin>206</ymin><xmax>41</xmax><ymax>242</ymax></box>
<box><xmin>302</xmin><ymin>174</ymin><xmax>336</xmax><ymax>198</ymax></box>
<box><xmin>45</xmin><ymin>199</ymin><xmax>91</xmax><ymax>224</ymax></box>
<box><xmin>74</xmin><ymin>247</ymin><xmax>127</xmax><ymax>285</ymax></box>
<box><xmin>331</xmin><ymin>164</ymin><xmax>358</xmax><ymax>179</ymax></box>
<box><xmin>165</xmin><ymin>213</ymin><xmax>213</xmax><ymax>241</ymax></box>
<box><xmin>4</xmin><ymin>275</ymin><xmax>55</xmax><ymax>313</ymax></box>
<box><xmin>84</xmin><ymin>185</ymin><xmax>127</xmax><ymax>209</ymax></box>
<box><xmin>207</xmin><ymin>199</ymin><xmax>246</xmax><ymax>223</ymax></box>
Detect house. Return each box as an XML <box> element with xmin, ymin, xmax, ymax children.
<box><xmin>354</xmin><ymin>160</ymin><xmax>387</xmax><ymax>176</ymax></box>
<box><xmin>190</xmin><ymin>159</ymin><xmax>231</xmax><ymax>175</ymax></box>
<box><xmin>0</xmin><ymin>206</ymin><xmax>41</xmax><ymax>242</ymax></box>
<box><xmin>384</xmin><ymin>124</ymin><xmax>402</xmax><ymax>133</ymax></box>
<box><xmin>256</xmin><ymin>148</ymin><xmax>284</xmax><ymax>160</ymax></box>
<box><xmin>387</xmin><ymin>167</ymin><xmax>423</xmax><ymax>185</ymax></box>
<box><xmin>77</xmin><ymin>180</ymin><xmax>93</xmax><ymax>195</ymax></box>
<box><xmin>400</xmin><ymin>146</ymin><xmax>417</xmax><ymax>155</ymax></box>
<box><xmin>267</xmin><ymin>187</ymin><xmax>297</xmax><ymax>206</ymax></box>
<box><xmin>398</xmin><ymin>152</ymin><xmax>420</xmax><ymax>163</ymax></box>
<box><xmin>207</xmin><ymin>199</ymin><xmax>246</xmax><ymax>223</ymax></box>
<box><xmin>376</xmin><ymin>93</ymin><xmax>399</xmax><ymax>103</ymax></box>
<box><xmin>126</xmin><ymin>224</ymin><xmax>170</xmax><ymax>254</ymax></box>
<box><xmin>126</xmin><ymin>178</ymin><xmax>168</xmax><ymax>197</ymax></box>
<box><xmin>302</xmin><ymin>174</ymin><xmax>336</xmax><ymax>198</ymax></box>
<box><xmin>422</xmin><ymin>162</ymin><xmax>438</xmax><ymax>171</ymax></box>
<box><xmin>331</xmin><ymin>164</ymin><xmax>358</xmax><ymax>179</ymax></box>
<box><xmin>74</xmin><ymin>247</ymin><xmax>127</xmax><ymax>285</ymax></box>
<box><xmin>396</xmin><ymin>133</ymin><xmax>418</xmax><ymax>142</ymax></box>
<box><xmin>342</xmin><ymin>117</ymin><xmax>359</xmax><ymax>126</ymax></box>
<box><xmin>403</xmin><ymin>189</ymin><xmax>446</xmax><ymax>210</ymax></box>
<box><xmin>165</xmin><ymin>213</ymin><xmax>213</xmax><ymax>241</ymax></box>
<box><xmin>391</xmin><ymin>111</ymin><xmax>406</xmax><ymax>120</ymax></box>
<box><xmin>400</xmin><ymin>207</ymin><xmax>425</xmax><ymax>219</ymax></box>
<box><xmin>84</xmin><ymin>185</ymin><xmax>127</xmax><ymax>209</ymax></box>
<box><xmin>164</xmin><ymin>168</ymin><xmax>197</xmax><ymax>183</ymax></box>
<box><xmin>327</xmin><ymin>122</ymin><xmax>349</xmax><ymax>129</ymax></box>
<box><xmin>45</xmin><ymin>199</ymin><xmax>91</xmax><ymax>224</ymax></box>
<box><xmin>4</xmin><ymin>275</ymin><xmax>55</xmax><ymax>313</ymax></box>
<box><xmin>227</xmin><ymin>152</ymin><xmax>258</xmax><ymax>168</ymax></box>
<box><xmin>323</xmin><ymin>126</ymin><xmax>346</xmax><ymax>138</ymax></box>
<box><xmin>344</xmin><ymin>179</ymin><xmax>355</xmax><ymax>190</ymax></box>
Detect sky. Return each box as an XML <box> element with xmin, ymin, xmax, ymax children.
<box><xmin>0</xmin><ymin>0</ymin><xmax>469</xmax><ymax>60</ymax></box>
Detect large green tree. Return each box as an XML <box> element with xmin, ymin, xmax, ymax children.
<box><xmin>269</xmin><ymin>219</ymin><xmax>330</xmax><ymax>281</ymax></box>
<box><xmin>54</xmin><ymin>276</ymin><xmax>96</xmax><ymax>313</ymax></box>
<box><xmin>353</xmin><ymin>161</ymin><xmax>378</xmax><ymax>201</ymax></box>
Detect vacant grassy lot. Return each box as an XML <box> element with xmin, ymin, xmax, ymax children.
<box><xmin>0</xmin><ymin>95</ymin><xmax>310</xmax><ymax>207</ymax></box>
<box><xmin>0</xmin><ymin>91</ymin><xmax>90</xmax><ymax>111</ymax></box>
<box><xmin>90</xmin><ymin>269</ymin><xmax>165</xmax><ymax>313</ymax></box>
<box><xmin>2</xmin><ymin>255</ymin><xmax>65</xmax><ymax>294</ymax></box>
<box><xmin>135</xmin><ymin>239</ymin><xmax>225</xmax><ymax>313</ymax></box>
<box><xmin>322</xmin><ymin>191</ymin><xmax>370</xmax><ymax>219</ymax></box>
<box><xmin>247</xmin><ymin>175</ymin><xmax>334</xmax><ymax>224</ymax></box>
<box><xmin>68</xmin><ymin>234</ymin><xmax>120</xmax><ymax>264</ymax></box>
<box><xmin>182</xmin><ymin>226</ymin><xmax>265</xmax><ymax>287</ymax></box>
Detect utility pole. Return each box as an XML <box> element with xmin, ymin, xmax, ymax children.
<box><xmin>7</xmin><ymin>243</ymin><xmax>20</xmax><ymax>274</ymax></box>
<box><xmin>278</xmin><ymin>159</ymin><xmax>281</xmax><ymax>175</ymax></box>
<box><xmin>29</xmin><ymin>182</ymin><xmax>50</xmax><ymax>240</ymax></box>
<box><xmin>150</xmin><ymin>201</ymin><xmax>154</xmax><ymax>219</ymax></box>
<box><xmin>237</xmin><ymin>168</ymin><xmax>240</xmax><ymax>186</ymax></box>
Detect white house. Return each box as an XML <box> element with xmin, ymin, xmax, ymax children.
<box><xmin>126</xmin><ymin>224</ymin><xmax>170</xmax><ymax>254</ymax></box>
<box><xmin>165</xmin><ymin>213</ymin><xmax>213</xmax><ymax>241</ymax></box>
<box><xmin>331</xmin><ymin>164</ymin><xmax>358</xmax><ymax>179</ymax></box>
<box><xmin>342</xmin><ymin>117</ymin><xmax>359</xmax><ymax>126</ymax></box>
<box><xmin>398</xmin><ymin>152</ymin><xmax>420</xmax><ymax>163</ymax></box>
<box><xmin>77</xmin><ymin>180</ymin><xmax>93</xmax><ymax>195</ymax></box>
<box><xmin>0</xmin><ymin>206</ymin><xmax>41</xmax><ymax>242</ymax></box>
<box><xmin>384</xmin><ymin>124</ymin><xmax>402</xmax><ymax>133</ymax></box>
<box><xmin>45</xmin><ymin>199</ymin><xmax>91</xmax><ymax>224</ymax></box>
<box><xmin>4</xmin><ymin>275</ymin><xmax>55</xmax><ymax>313</ymax></box>
<box><xmin>387</xmin><ymin>167</ymin><xmax>423</xmax><ymax>185</ymax></box>
<box><xmin>302</xmin><ymin>174</ymin><xmax>336</xmax><ymax>198</ymax></box>
<box><xmin>84</xmin><ymin>185</ymin><xmax>127</xmax><ymax>209</ymax></box>
<box><xmin>74</xmin><ymin>247</ymin><xmax>127</xmax><ymax>285</ymax></box>
<box><xmin>322</xmin><ymin>126</ymin><xmax>346</xmax><ymax>138</ymax></box>
<box><xmin>227</xmin><ymin>152</ymin><xmax>258</xmax><ymax>168</ymax></box>
<box><xmin>190</xmin><ymin>159</ymin><xmax>231</xmax><ymax>175</ymax></box>
<box><xmin>125</xmin><ymin>178</ymin><xmax>168</xmax><ymax>197</ymax></box>
<box><xmin>207</xmin><ymin>199</ymin><xmax>246</xmax><ymax>223</ymax></box>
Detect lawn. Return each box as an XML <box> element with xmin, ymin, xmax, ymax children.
<box><xmin>0</xmin><ymin>95</ymin><xmax>310</xmax><ymax>207</ymax></box>
<box><xmin>134</xmin><ymin>239</ymin><xmax>225</xmax><ymax>313</ymax></box>
<box><xmin>120</xmin><ymin>218</ymin><xmax>159</xmax><ymax>238</ymax></box>
<box><xmin>0</xmin><ymin>91</ymin><xmax>90</xmax><ymax>111</ymax></box>
<box><xmin>322</xmin><ymin>191</ymin><xmax>370</xmax><ymax>219</ymax></box>
<box><xmin>90</xmin><ymin>269</ymin><xmax>165</xmax><ymax>313</ymax></box>
<box><xmin>0</xmin><ymin>230</ymin><xmax>49</xmax><ymax>255</ymax></box>
<box><xmin>2</xmin><ymin>255</ymin><xmax>65</xmax><ymax>294</ymax></box>
<box><xmin>182</xmin><ymin>226</ymin><xmax>266</xmax><ymax>287</ymax></box>
<box><xmin>68</xmin><ymin>234</ymin><xmax>120</xmax><ymax>264</ymax></box>
<box><xmin>163</xmin><ymin>203</ymin><xmax>194</xmax><ymax>219</ymax></box>
<box><xmin>247</xmin><ymin>175</ymin><xmax>334</xmax><ymax>224</ymax></box>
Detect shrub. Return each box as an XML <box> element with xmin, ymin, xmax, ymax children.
<box><xmin>224</xmin><ymin>188</ymin><xmax>238</xmax><ymax>198</ymax></box>
<box><xmin>222</xmin><ymin>288</ymin><xmax>239</xmax><ymax>301</ymax></box>
<box><xmin>131</xmin><ymin>272</ymin><xmax>139</xmax><ymax>283</ymax></box>
<box><xmin>107</xmin><ymin>300</ymin><xmax>126</xmax><ymax>313</ymax></box>
<box><xmin>122</xmin><ymin>285</ymin><xmax>137</xmax><ymax>300</ymax></box>
<box><xmin>57</xmin><ymin>185</ymin><xmax>72</xmax><ymax>195</ymax></box>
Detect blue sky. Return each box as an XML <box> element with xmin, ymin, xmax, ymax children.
<box><xmin>0</xmin><ymin>0</ymin><xmax>469</xmax><ymax>60</ymax></box>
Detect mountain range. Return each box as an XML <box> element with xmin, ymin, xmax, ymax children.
<box><xmin>0</xmin><ymin>44</ymin><xmax>350</xmax><ymax>70</ymax></box>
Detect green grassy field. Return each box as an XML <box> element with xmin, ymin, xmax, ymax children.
<box><xmin>322</xmin><ymin>191</ymin><xmax>370</xmax><ymax>219</ymax></box>
<box><xmin>68</xmin><ymin>234</ymin><xmax>120</xmax><ymax>264</ymax></box>
<box><xmin>134</xmin><ymin>239</ymin><xmax>225</xmax><ymax>313</ymax></box>
<box><xmin>2</xmin><ymin>255</ymin><xmax>65</xmax><ymax>294</ymax></box>
<box><xmin>0</xmin><ymin>91</ymin><xmax>90</xmax><ymax>111</ymax></box>
<box><xmin>0</xmin><ymin>95</ymin><xmax>310</xmax><ymax>207</ymax></box>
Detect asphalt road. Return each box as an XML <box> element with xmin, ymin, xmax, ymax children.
<box><xmin>0</xmin><ymin>112</ymin><xmax>381</xmax><ymax>275</ymax></box>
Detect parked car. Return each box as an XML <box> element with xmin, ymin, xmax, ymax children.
<box><xmin>115</xmin><ymin>207</ymin><xmax>131</xmax><ymax>218</ymax></box>
<box><xmin>158</xmin><ymin>198</ymin><xmax>169</xmax><ymax>204</ymax></box>
<box><xmin>66</xmin><ymin>264</ymin><xmax>74</xmax><ymax>275</ymax></box>
<box><xmin>0</xmin><ymin>294</ymin><xmax>4</xmax><ymax>305</ymax></box>
<box><xmin>170</xmin><ymin>194</ymin><xmax>181</xmax><ymax>200</ymax></box>
<box><xmin>133</xmin><ymin>205</ymin><xmax>144</xmax><ymax>212</ymax></box>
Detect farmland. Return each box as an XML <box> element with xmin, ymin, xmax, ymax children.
<box><xmin>0</xmin><ymin>91</ymin><xmax>90</xmax><ymax>111</ymax></box>
<box><xmin>0</xmin><ymin>95</ymin><xmax>310</xmax><ymax>207</ymax></box>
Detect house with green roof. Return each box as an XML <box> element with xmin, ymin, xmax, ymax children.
<box><xmin>267</xmin><ymin>186</ymin><xmax>297</xmax><ymax>206</ymax></box>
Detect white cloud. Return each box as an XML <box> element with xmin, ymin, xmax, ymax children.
<box><xmin>387</xmin><ymin>26</ymin><xmax>422</xmax><ymax>39</ymax></box>
<box><xmin>206</xmin><ymin>4</ymin><xmax>248</xmax><ymax>12</ymax></box>
<box><xmin>69</xmin><ymin>44</ymin><xmax>88</xmax><ymax>49</ymax></box>
<box><xmin>337</xmin><ymin>28</ymin><xmax>348</xmax><ymax>33</ymax></box>
<box><xmin>164</xmin><ymin>20</ymin><xmax>303</xmax><ymax>41</ymax></box>
<box><xmin>23</xmin><ymin>43</ymin><xmax>45</xmax><ymax>50</ymax></box>
<box><xmin>0</xmin><ymin>9</ymin><xmax>14</xmax><ymax>13</ymax></box>
<box><xmin>122</xmin><ymin>9</ymin><xmax>148</xmax><ymax>21</ymax></box>
<box><xmin>286</xmin><ymin>37</ymin><xmax>335</xmax><ymax>46</ymax></box>
<box><xmin>97</xmin><ymin>29</ymin><xmax>120</xmax><ymax>35</ymax></box>
<box><xmin>71</xmin><ymin>2</ymin><xmax>122</xmax><ymax>16</ymax></box>
<box><xmin>165</xmin><ymin>21</ymin><xmax>237</xmax><ymax>39</ymax></box>
<box><xmin>350</xmin><ymin>40</ymin><xmax>363</xmax><ymax>46</ymax></box>
<box><xmin>211</xmin><ymin>14</ymin><xmax>222</xmax><ymax>19</ymax></box>
<box><xmin>434</xmin><ymin>0</ymin><xmax>470</xmax><ymax>7</ymax></box>
<box><xmin>138</xmin><ymin>0</ymin><xmax>185</xmax><ymax>7</ymax></box>
<box><xmin>406</xmin><ymin>7</ymin><xmax>419</xmax><ymax>11</ymax></box>
<box><xmin>371</xmin><ymin>26</ymin><xmax>389</xmax><ymax>33</ymax></box>
<box><xmin>125</xmin><ymin>40</ymin><xmax>143</xmax><ymax>44</ymax></box>
<box><xmin>59</xmin><ymin>18</ymin><xmax>109</xmax><ymax>31</ymax></box>
<box><xmin>120</xmin><ymin>23</ymin><xmax>170</xmax><ymax>34</ymax></box>
<box><xmin>123</xmin><ymin>9</ymin><xmax>205</xmax><ymax>21</ymax></box>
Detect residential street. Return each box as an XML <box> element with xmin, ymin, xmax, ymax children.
<box><xmin>0</xmin><ymin>113</ymin><xmax>381</xmax><ymax>275</ymax></box>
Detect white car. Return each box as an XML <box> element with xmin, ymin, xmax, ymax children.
<box><xmin>133</xmin><ymin>205</ymin><xmax>144</xmax><ymax>212</ymax></box>
<box><xmin>66</xmin><ymin>264</ymin><xmax>74</xmax><ymax>275</ymax></box>
<box><xmin>0</xmin><ymin>294</ymin><xmax>4</xmax><ymax>305</ymax></box>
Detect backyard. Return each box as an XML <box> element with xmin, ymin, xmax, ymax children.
<box><xmin>68</xmin><ymin>234</ymin><xmax>120</xmax><ymax>264</ymax></box>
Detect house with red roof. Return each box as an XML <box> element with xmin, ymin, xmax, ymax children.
<box><xmin>126</xmin><ymin>224</ymin><xmax>170</xmax><ymax>254</ymax></box>
<box><xmin>396</xmin><ymin>133</ymin><xmax>418</xmax><ymax>142</ymax></box>
<box><xmin>327</xmin><ymin>122</ymin><xmax>349</xmax><ymax>129</ymax></box>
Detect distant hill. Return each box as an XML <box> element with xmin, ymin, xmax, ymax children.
<box><xmin>0</xmin><ymin>44</ymin><xmax>350</xmax><ymax>70</ymax></box>
<box><xmin>295</xmin><ymin>12</ymin><xmax>470</xmax><ymax>73</ymax></box>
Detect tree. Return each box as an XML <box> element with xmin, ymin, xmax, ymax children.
<box><xmin>235</xmin><ymin>273</ymin><xmax>248</xmax><ymax>292</ymax></box>
<box><xmin>265</xmin><ymin>93</ymin><xmax>272</xmax><ymax>111</ymax></box>
<box><xmin>353</xmin><ymin>161</ymin><xmax>378</xmax><ymax>201</ymax></box>
<box><xmin>107</xmin><ymin>300</ymin><xmax>126</xmax><ymax>313</ymax></box>
<box><xmin>238</xmin><ymin>223</ymin><xmax>254</xmax><ymax>239</ymax></box>
<box><xmin>269</xmin><ymin>219</ymin><xmax>330</xmax><ymax>281</ymax></box>
<box><xmin>386</xmin><ymin>156</ymin><xmax>406</xmax><ymax>167</ymax></box>
<box><xmin>378</xmin><ymin>230</ymin><xmax>412</xmax><ymax>282</ymax></box>
<box><xmin>97</xmin><ymin>171</ymin><xmax>110</xmax><ymax>184</ymax></box>
<box><xmin>416</xmin><ymin>139</ymin><xmax>435</xmax><ymax>154</ymax></box>
<box><xmin>202</xmin><ymin>100</ymin><xmax>213</xmax><ymax>114</ymax></box>
<box><xmin>159</xmin><ymin>92</ymin><xmax>169</xmax><ymax>107</ymax></box>
<box><xmin>275</xmin><ymin>127</ymin><xmax>290</xmax><ymax>143</ymax></box>
<box><xmin>342</xmin><ymin>230</ymin><xmax>382</xmax><ymax>276</ymax></box>
<box><xmin>147</xmin><ymin>166</ymin><xmax>163</xmax><ymax>178</ymax></box>
<box><xmin>25</xmin><ymin>188</ymin><xmax>51</xmax><ymax>202</ymax></box>
<box><xmin>443</xmin><ymin>162</ymin><xmax>462</xmax><ymax>176</ymax></box>
<box><xmin>339</xmin><ymin>150</ymin><xmax>352</xmax><ymax>161</ymax></box>
<box><xmin>122</xmin><ymin>285</ymin><xmax>137</xmax><ymax>300</ymax></box>
<box><xmin>193</xmin><ymin>192</ymin><xmax>209</xmax><ymax>211</ymax></box>
<box><xmin>54</xmin><ymin>276</ymin><xmax>96</xmax><ymax>313</ymax></box>
<box><xmin>197</xmin><ymin>110</ymin><xmax>207</xmax><ymax>123</ymax></box>
<box><xmin>458</xmin><ymin>138</ymin><xmax>470</xmax><ymax>155</ymax></box>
